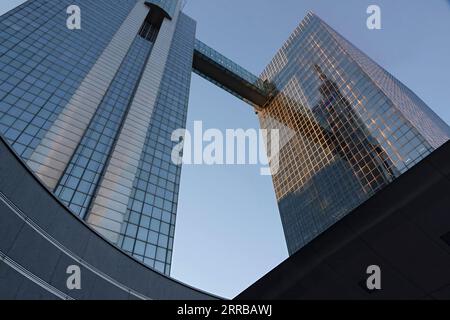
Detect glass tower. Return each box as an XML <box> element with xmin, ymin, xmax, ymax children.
<box><xmin>258</xmin><ymin>13</ymin><xmax>450</xmax><ymax>254</ymax></box>
<box><xmin>1</xmin><ymin>0</ymin><xmax>449</xmax><ymax>272</ymax></box>
<box><xmin>0</xmin><ymin>0</ymin><xmax>195</xmax><ymax>275</ymax></box>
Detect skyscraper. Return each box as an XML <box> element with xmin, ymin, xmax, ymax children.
<box><xmin>0</xmin><ymin>0</ymin><xmax>196</xmax><ymax>275</ymax></box>
<box><xmin>1</xmin><ymin>0</ymin><xmax>449</xmax><ymax>280</ymax></box>
<box><xmin>258</xmin><ymin>13</ymin><xmax>450</xmax><ymax>254</ymax></box>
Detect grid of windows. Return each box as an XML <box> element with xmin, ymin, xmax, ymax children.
<box><xmin>54</xmin><ymin>36</ymin><xmax>153</xmax><ymax>218</ymax></box>
<box><xmin>259</xmin><ymin>13</ymin><xmax>443</xmax><ymax>254</ymax></box>
<box><xmin>0</xmin><ymin>0</ymin><xmax>137</xmax><ymax>160</ymax></box>
<box><xmin>3</xmin><ymin>0</ymin><xmax>447</xmax><ymax>277</ymax></box>
<box><xmin>326</xmin><ymin>23</ymin><xmax>450</xmax><ymax>150</ymax></box>
<box><xmin>117</xmin><ymin>13</ymin><xmax>196</xmax><ymax>275</ymax></box>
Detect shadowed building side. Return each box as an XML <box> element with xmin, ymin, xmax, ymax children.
<box><xmin>0</xmin><ymin>136</ymin><xmax>219</xmax><ymax>300</ymax></box>
<box><xmin>237</xmin><ymin>140</ymin><xmax>450</xmax><ymax>300</ymax></box>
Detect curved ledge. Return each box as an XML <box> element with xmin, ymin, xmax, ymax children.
<box><xmin>0</xmin><ymin>136</ymin><xmax>219</xmax><ymax>300</ymax></box>
<box><xmin>145</xmin><ymin>0</ymin><xmax>177</xmax><ymax>20</ymax></box>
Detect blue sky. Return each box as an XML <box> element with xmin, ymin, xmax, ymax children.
<box><xmin>175</xmin><ymin>0</ymin><xmax>450</xmax><ymax>298</ymax></box>
<box><xmin>1</xmin><ymin>1</ymin><xmax>450</xmax><ymax>299</ymax></box>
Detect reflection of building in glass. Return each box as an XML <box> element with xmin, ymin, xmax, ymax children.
<box><xmin>312</xmin><ymin>64</ymin><xmax>397</xmax><ymax>194</ymax></box>
<box><xmin>259</xmin><ymin>13</ymin><xmax>450</xmax><ymax>254</ymax></box>
<box><xmin>1</xmin><ymin>0</ymin><xmax>449</xmax><ymax>270</ymax></box>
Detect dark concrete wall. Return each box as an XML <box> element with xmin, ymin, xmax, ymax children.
<box><xmin>237</xmin><ymin>141</ymin><xmax>450</xmax><ymax>300</ymax></box>
<box><xmin>0</xmin><ymin>136</ymin><xmax>218</xmax><ymax>300</ymax></box>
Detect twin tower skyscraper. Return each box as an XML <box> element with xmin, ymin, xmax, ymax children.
<box><xmin>0</xmin><ymin>0</ymin><xmax>449</xmax><ymax>275</ymax></box>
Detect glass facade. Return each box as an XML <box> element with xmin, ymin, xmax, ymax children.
<box><xmin>0</xmin><ymin>0</ymin><xmax>190</xmax><ymax>276</ymax></box>
<box><xmin>1</xmin><ymin>0</ymin><xmax>449</xmax><ymax>275</ymax></box>
<box><xmin>0</xmin><ymin>0</ymin><xmax>137</xmax><ymax>161</ymax></box>
<box><xmin>54</xmin><ymin>36</ymin><xmax>153</xmax><ymax>219</ymax></box>
<box><xmin>117</xmin><ymin>13</ymin><xmax>196</xmax><ymax>275</ymax></box>
<box><xmin>193</xmin><ymin>39</ymin><xmax>275</xmax><ymax>107</ymax></box>
<box><xmin>259</xmin><ymin>12</ymin><xmax>450</xmax><ymax>254</ymax></box>
<box><xmin>194</xmin><ymin>39</ymin><xmax>267</xmax><ymax>92</ymax></box>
